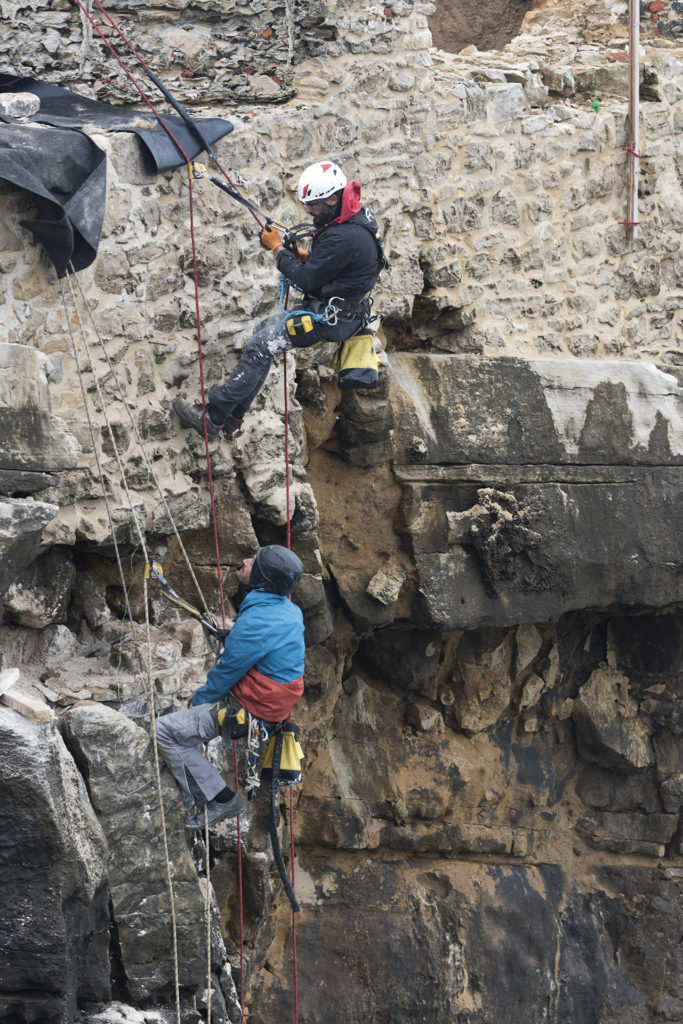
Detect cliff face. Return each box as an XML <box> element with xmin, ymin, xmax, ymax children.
<box><xmin>0</xmin><ymin>1</ymin><xmax>682</xmax><ymax>1023</ymax></box>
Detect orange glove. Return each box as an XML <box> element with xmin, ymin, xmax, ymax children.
<box><xmin>294</xmin><ymin>246</ymin><xmax>309</xmax><ymax>263</ymax></box>
<box><xmin>260</xmin><ymin>224</ymin><xmax>283</xmax><ymax>252</ymax></box>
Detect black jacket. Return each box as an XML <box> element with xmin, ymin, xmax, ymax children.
<box><xmin>276</xmin><ymin>208</ymin><xmax>383</xmax><ymax>301</ymax></box>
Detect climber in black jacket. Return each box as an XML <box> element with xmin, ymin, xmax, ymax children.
<box><xmin>173</xmin><ymin>160</ymin><xmax>387</xmax><ymax>440</ymax></box>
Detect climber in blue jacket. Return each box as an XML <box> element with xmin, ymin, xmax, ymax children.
<box><xmin>157</xmin><ymin>545</ymin><xmax>305</xmax><ymax>829</ymax></box>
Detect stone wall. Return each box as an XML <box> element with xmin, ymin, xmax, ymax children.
<box><xmin>0</xmin><ymin>1</ymin><xmax>681</xmax><ymax>1023</ymax></box>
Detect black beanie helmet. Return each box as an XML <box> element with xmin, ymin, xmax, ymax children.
<box><xmin>249</xmin><ymin>545</ymin><xmax>304</xmax><ymax>596</ymax></box>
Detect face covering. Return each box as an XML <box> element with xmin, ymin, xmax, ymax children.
<box><xmin>313</xmin><ymin>192</ymin><xmax>342</xmax><ymax>227</ymax></box>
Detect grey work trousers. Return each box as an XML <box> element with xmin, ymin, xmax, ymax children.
<box><xmin>156</xmin><ymin>702</ymin><xmax>227</xmax><ymax>811</ymax></box>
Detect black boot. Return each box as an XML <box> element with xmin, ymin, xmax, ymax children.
<box><xmin>184</xmin><ymin>792</ymin><xmax>245</xmax><ymax>829</ymax></box>
<box><xmin>173</xmin><ymin>398</ymin><xmax>224</xmax><ymax>440</ymax></box>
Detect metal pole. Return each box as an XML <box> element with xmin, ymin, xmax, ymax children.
<box><xmin>626</xmin><ymin>0</ymin><xmax>640</xmax><ymax>240</ymax></box>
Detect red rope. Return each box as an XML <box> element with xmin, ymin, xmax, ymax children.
<box><xmin>71</xmin><ymin>0</ymin><xmax>240</xmax><ymax>1002</ymax></box>
<box><xmin>87</xmin><ymin>2</ymin><xmax>262</xmax><ymax>229</ymax></box>
<box><xmin>283</xmin><ymin>357</ymin><xmax>292</xmax><ymax>551</ymax></box>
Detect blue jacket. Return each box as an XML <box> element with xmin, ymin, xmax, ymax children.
<box><xmin>190</xmin><ymin>590</ymin><xmax>305</xmax><ymax>706</ymax></box>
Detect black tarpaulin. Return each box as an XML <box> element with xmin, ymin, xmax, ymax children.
<box><xmin>0</xmin><ymin>75</ymin><xmax>234</xmax><ymax>276</ymax></box>
<box><xmin>0</xmin><ymin>123</ymin><xmax>107</xmax><ymax>277</ymax></box>
<box><xmin>0</xmin><ymin>76</ymin><xmax>234</xmax><ymax>173</ymax></box>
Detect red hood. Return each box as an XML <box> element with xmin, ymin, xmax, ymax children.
<box><xmin>332</xmin><ymin>180</ymin><xmax>362</xmax><ymax>224</ymax></box>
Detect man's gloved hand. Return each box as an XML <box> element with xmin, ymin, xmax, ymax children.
<box><xmin>260</xmin><ymin>224</ymin><xmax>283</xmax><ymax>252</ymax></box>
<box><xmin>283</xmin><ymin>231</ymin><xmax>309</xmax><ymax>263</ymax></box>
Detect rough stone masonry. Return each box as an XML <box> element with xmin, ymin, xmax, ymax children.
<box><xmin>0</xmin><ymin>1</ymin><xmax>681</xmax><ymax>1023</ymax></box>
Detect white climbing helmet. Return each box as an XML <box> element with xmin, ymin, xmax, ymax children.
<box><xmin>297</xmin><ymin>160</ymin><xmax>347</xmax><ymax>203</ymax></box>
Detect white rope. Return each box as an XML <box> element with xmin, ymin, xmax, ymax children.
<box><xmin>68</xmin><ymin>264</ymin><xmax>214</xmax><ymax>616</ymax></box>
<box><xmin>144</xmin><ymin>574</ymin><xmax>182</xmax><ymax>1024</ymax></box>
<box><xmin>64</xmin><ymin>270</ymin><xmax>151</xmax><ymax>564</ymax></box>
<box><xmin>58</xmin><ymin>274</ymin><xmax>182</xmax><ymax>1024</ymax></box>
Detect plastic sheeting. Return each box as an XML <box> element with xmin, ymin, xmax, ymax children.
<box><xmin>0</xmin><ymin>75</ymin><xmax>234</xmax><ymax>276</ymax></box>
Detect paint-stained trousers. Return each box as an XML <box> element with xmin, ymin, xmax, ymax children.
<box><xmin>207</xmin><ymin>305</ymin><xmax>364</xmax><ymax>423</ymax></box>
<box><xmin>156</xmin><ymin>702</ymin><xmax>227</xmax><ymax>811</ymax></box>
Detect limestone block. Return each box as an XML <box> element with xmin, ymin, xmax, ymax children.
<box><xmin>0</xmin><ymin>668</ymin><xmax>20</xmax><ymax>697</ymax></box>
<box><xmin>492</xmin><ymin>83</ymin><xmax>525</xmax><ymax>123</ymax></box>
<box><xmin>0</xmin><ymin>679</ymin><xmax>54</xmax><ymax>723</ymax></box>
<box><xmin>0</xmin><ymin>343</ymin><xmax>81</xmax><ymax>472</ymax></box>
<box><xmin>114</xmin><ymin>628</ymin><xmax>184</xmax><ymax>679</ymax></box>
<box><xmin>80</xmin><ymin>1004</ymin><xmax>169</xmax><ymax>1023</ymax></box>
<box><xmin>392</xmin><ymin>354</ymin><xmax>683</xmax><ymax>466</ymax></box>
<box><xmin>0</xmin><ymin>498</ymin><xmax>58</xmax><ymax>601</ymax></box>
<box><xmin>575</xmin><ymin>810</ymin><xmax>677</xmax><ymax>856</ymax></box>
<box><xmin>0</xmin><ymin>708</ymin><xmax>109</xmax><ymax>1021</ymax></box>
<box><xmin>329</xmin><ymin>563</ymin><xmax>397</xmax><ymax>636</ymax></box>
<box><xmin>292</xmin><ymin>572</ymin><xmax>334</xmax><ymax>644</ymax></box>
<box><xmin>0</xmin><ymin>91</ymin><xmax>40</xmax><ymax>118</ymax></box>
<box><xmin>451</xmin><ymin>627</ymin><xmax>515</xmax><ymax>732</ymax></box>
<box><xmin>406</xmin><ymin>699</ymin><xmax>445</xmax><ymax>733</ymax></box>
<box><xmin>515</xmin><ymin>623</ymin><xmax>543</xmax><ymax>677</ymax></box>
<box><xmin>61</xmin><ymin>704</ymin><xmax>224</xmax><ymax>1002</ymax></box>
<box><xmin>71</xmin><ymin>569</ymin><xmax>112</xmax><ymax>629</ymax></box>
<box><xmin>366</xmin><ymin>558</ymin><xmax>407</xmax><ymax>605</ymax></box>
<box><xmin>572</xmin><ymin>666</ymin><xmax>653</xmax><ymax>771</ymax></box>
<box><xmin>149</xmin><ymin>489</ymin><xmax>211</xmax><ymax>534</ymax></box>
<box><xmin>520</xmin><ymin>673</ymin><xmax>546</xmax><ymax>710</ymax></box>
<box><xmin>3</xmin><ymin>546</ymin><xmax>76</xmax><ymax>628</ymax></box>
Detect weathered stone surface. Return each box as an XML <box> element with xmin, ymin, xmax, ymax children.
<box><xmin>391</xmin><ymin>354</ymin><xmax>682</xmax><ymax>466</ymax></box>
<box><xmin>1</xmin><ymin>7</ymin><xmax>683</xmax><ymax>1024</ymax></box>
<box><xmin>0</xmin><ymin>497</ymin><xmax>58</xmax><ymax>602</ymax></box>
<box><xmin>359</xmin><ymin>626</ymin><xmax>442</xmax><ymax>700</ymax></box>
<box><xmin>0</xmin><ymin>708</ymin><xmax>110</xmax><ymax>1023</ymax></box>
<box><xmin>254</xmin><ymin>856</ymin><xmax>682</xmax><ymax>1024</ymax></box>
<box><xmin>451</xmin><ymin>627</ymin><xmax>515</xmax><ymax>732</ymax></box>
<box><xmin>572</xmin><ymin>666</ymin><xmax>653</xmax><ymax>771</ymax></box>
<box><xmin>3</xmin><ymin>545</ymin><xmax>76</xmax><ymax>628</ymax></box>
<box><xmin>365</xmin><ymin>557</ymin><xmax>406</xmax><ymax>606</ymax></box>
<box><xmin>329</xmin><ymin>564</ymin><xmax>398</xmax><ymax>636</ymax></box>
<box><xmin>575</xmin><ymin>809</ymin><xmax>678</xmax><ymax>857</ymax></box>
<box><xmin>410</xmin><ymin>470</ymin><xmax>682</xmax><ymax>629</ymax></box>
<box><xmin>0</xmin><ymin>91</ymin><xmax>40</xmax><ymax>118</ymax></box>
<box><xmin>0</xmin><ymin>343</ymin><xmax>81</xmax><ymax>472</ymax></box>
<box><xmin>61</xmin><ymin>704</ymin><xmax>226</xmax><ymax>1005</ymax></box>
<box><xmin>0</xmin><ymin>468</ymin><xmax>57</xmax><ymax>495</ymax></box>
